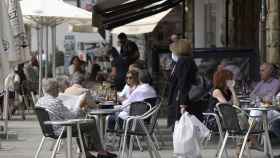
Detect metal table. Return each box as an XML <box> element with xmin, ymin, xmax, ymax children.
<box><xmin>243</xmin><ymin>107</ymin><xmax>279</xmax><ymax>158</ymax></box>
<box><xmin>45</xmin><ymin>119</ymin><xmax>94</xmax><ymax>158</ymax></box>
<box><xmin>87</xmin><ymin>108</ymin><xmax>121</xmax><ymax>145</ymax></box>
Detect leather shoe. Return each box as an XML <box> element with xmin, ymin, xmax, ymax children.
<box><xmin>97</xmin><ymin>152</ymin><xmax>117</xmax><ymax>158</ymax></box>
<box><xmin>86</xmin><ymin>153</ymin><xmax>97</xmax><ymax>158</ymax></box>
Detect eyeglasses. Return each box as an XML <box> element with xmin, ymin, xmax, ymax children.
<box><xmin>126</xmin><ymin>76</ymin><xmax>133</xmax><ymax>80</ymax></box>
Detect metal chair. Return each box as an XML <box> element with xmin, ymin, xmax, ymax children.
<box><xmin>144</xmin><ymin>97</ymin><xmax>162</xmax><ymax>150</ymax></box>
<box><xmin>203</xmin><ymin>112</ymin><xmax>228</xmax><ymax>158</ymax></box>
<box><xmin>216</xmin><ymin>103</ymin><xmax>264</xmax><ymax>158</ymax></box>
<box><xmin>120</xmin><ymin>102</ymin><xmax>162</xmax><ymax>158</ymax></box>
<box><xmin>104</xmin><ymin>101</ymin><xmax>151</xmax><ymax>149</ymax></box>
<box><xmin>34</xmin><ymin>107</ymin><xmax>87</xmax><ymax>158</ymax></box>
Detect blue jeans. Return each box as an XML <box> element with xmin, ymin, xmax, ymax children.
<box><xmin>271</xmin><ymin>119</ymin><xmax>280</xmax><ymax>138</ymax></box>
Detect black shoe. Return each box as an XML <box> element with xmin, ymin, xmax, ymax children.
<box><xmin>86</xmin><ymin>153</ymin><xmax>97</xmax><ymax>158</ymax></box>
<box><xmin>106</xmin><ymin>152</ymin><xmax>117</xmax><ymax>158</ymax></box>
<box><xmin>97</xmin><ymin>152</ymin><xmax>117</xmax><ymax>158</ymax></box>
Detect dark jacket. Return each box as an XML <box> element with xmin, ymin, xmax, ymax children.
<box><xmin>111</xmin><ymin>47</ymin><xmax>129</xmax><ymax>91</ymax></box>
<box><xmin>120</xmin><ymin>40</ymin><xmax>139</xmax><ymax>65</ymax></box>
<box><xmin>167</xmin><ymin>56</ymin><xmax>198</xmax><ymax>127</ymax></box>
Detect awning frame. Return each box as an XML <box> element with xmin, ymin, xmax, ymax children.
<box><xmin>93</xmin><ymin>0</ymin><xmax>183</xmax><ymax>29</ymax></box>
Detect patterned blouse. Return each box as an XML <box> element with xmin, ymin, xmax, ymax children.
<box><xmin>35</xmin><ymin>94</ymin><xmax>82</xmax><ymax>136</ymax></box>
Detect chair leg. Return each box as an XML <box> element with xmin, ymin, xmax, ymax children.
<box><xmin>239</xmin><ymin>119</ymin><xmax>255</xmax><ymax>158</ymax></box>
<box><xmin>77</xmin><ymin>124</ymin><xmax>87</xmax><ymax>158</ymax></box>
<box><xmin>51</xmin><ymin>128</ymin><xmax>65</xmax><ymax>158</ymax></box>
<box><xmin>120</xmin><ymin>121</ymin><xmax>129</xmax><ymax>158</ymax></box>
<box><xmin>49</xmin><ymin>140</ymin><xmax>56</xmax><ymax>151</ymax></box>
<box><xmin>135</xmin><ymin>136</ymin><xmax>144</xmax><ymax>152</ymax></box>
<box><xmin>152</xmin><ymin>133</ymin><xmax>160</xmax><ymax>150</ymax></box>
<box><xmin>218</xmin><ymin>131</ymin><xmax>229</xmax><ymax>158</ymax></box>
<box><xmin>155</xmin><ymin>123</ymin><xmax>165</xmax><ymax>146</ymax></box>
<box><xmin>34</xmin><ymin>136</ymin><xmax>46</xmax><ymax>158</ymax></box>
<box><xmin>146</xmin><ymin>138</ymin><xmax>155</xmax><ymax>158</ymax></box>
<box><xmin>128</xmin><ymin>135</ymin><xmax>135</xmax><ymax>158</ymax></box>
<box><xmin>139</xmin><ymin>120</ymin><xmax>161</xmax><ymax>158</ymax></box>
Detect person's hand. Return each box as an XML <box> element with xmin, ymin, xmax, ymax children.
<box><xmin>226</xmin><ymin>80</ymin><xmax>235</xmax><ymax>91</ymax></box>
<box><xmin>80</xmin><ymin>99</ymin><xmax>88</xmax><ymax>109</ymax></box>
<box><xmin>180</xmin><ymin>105</ymin><xmax>188</xmax><ymax>114</ymax></box>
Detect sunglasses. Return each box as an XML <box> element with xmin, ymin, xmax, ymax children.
<box><xmin>126</xmin><ymin>76</ymin><xmax>133</xmax><ymax>80</ymax></box>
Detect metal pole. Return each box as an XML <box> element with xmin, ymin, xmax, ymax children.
<box><xmin>182</xmin><ymin>0</ymin><xmax>186</xmax><ymax>38</ymax></box>
<box><xmin>225</xmin><ymin>0</ymin><xmax>229</xmax><ymax>47</ymax></box>
<box><xmin>192</xmin><ymin>0</ymin><xmax>195</xmax><ymax>47</ymax></box>
<box><xmin>45</xmin><ymin>26</ymin><xmax>49</xmax><ymax>79</ymax></box>
<box><xmin>38</xmin><ymin>25</ymin><xmax>43</xmax><ymax>97</ymax></box>
<box><xmin>260</xmin><ymin>0</ymin><xmax>266</xmax><ymax>63</ymax></box>
<box><xmin>51</xmin><ymin>26</ymin><xmax>56</xmax><ymax>77</ymax></box>
<box><xmin>77</xmin><ymin>0</ymin><xmax>81</xmax><ymax>7</ymax></box>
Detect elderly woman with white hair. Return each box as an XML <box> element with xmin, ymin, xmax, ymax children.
<box><xmin>36</xmin><ymin>78</ymin><xmax>116</xmax><ymax>158</ymax></box>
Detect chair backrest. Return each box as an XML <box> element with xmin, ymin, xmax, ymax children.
<box><xmin>34</xmin><ymin>106</ymin><xmax>57</xmax><ymax>138</ymax></box>
<box><xmin>129</xmin><ymin>101</ymin><xmax>151</xmax><ymax>116</ymax></box>
<box><xmin>146</xmin><ymin>101</ymin><xmax>161</xmax><ymax>134</ymax></box>
<box><xmin>144</xmin><ymin>97</ymin><xmax>160</xmax><ymax>107</ymax></box>
<box><xmin>216</xmin><ymin>103</ymin><xmax>241</xmax><ymax>132</ymax></box>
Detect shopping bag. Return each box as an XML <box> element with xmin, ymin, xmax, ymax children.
<box><xmin>190</xmin><ymin>115</ymin><xmax>210</xmax><ymax>142</ymax></box>
<box><xmin>173</xmin><ymin>112</ymin><xmax>201</xmax><ymax>158</ymax></box>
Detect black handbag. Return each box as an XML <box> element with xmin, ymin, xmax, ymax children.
<box><xmin>188</xmin><ymin>75</ymin><xmax>209</xmax><ymax>102</ymax></box>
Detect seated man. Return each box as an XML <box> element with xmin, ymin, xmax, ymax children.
<box><xmin>64</xmin><ymin>72</ymin><xmax>96</xmax><ymax>108</ymax></box>
<box><xmin>249</xmin><ymin>63</ymin><xmax>280</xmax><ymax>151</ymax></box>
<box><xmin>250</xmin><ymin>63</ymin><xmax>280</xmax><ymax>101</ymax></box>
<box><xmin>36</xmin><ymin>78</ymin><xmax>116</xmax><ymax>158</ymax></box>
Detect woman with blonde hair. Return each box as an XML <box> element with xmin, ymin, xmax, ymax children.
<box><xmin>167</xmin><ymin>39</ymin><xmax>199</xmax><ymax>128</ymax></box>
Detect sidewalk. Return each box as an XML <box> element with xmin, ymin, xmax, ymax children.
<box><xmin>0</xmin><ymin>115</ymin><xmax>279</xmax><ymax>158</ymax></box>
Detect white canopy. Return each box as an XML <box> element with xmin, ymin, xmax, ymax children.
<box><xmin>20</xmin><ymin>0</ymin><xmax>92</xmax><ymax>25</ymax></box>
<box><xmin>111</xmin><ymin>8</ymin><xmax>171</xmax><ymax>35</ymax></box>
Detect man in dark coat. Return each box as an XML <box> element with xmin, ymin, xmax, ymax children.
<box><xmin>107</xmin><ymin>46</ymin><xmax>129</xmax><ymax>91</ymax></box>
<box><xmin>167</xmin><ymin>39</ymin><xmax>198</xmax><ymax>128</ymax></box>
<box><xmin>118</xmin><ymin>32</ymin><xmax>140</xmax><ymax>65</ymax></box>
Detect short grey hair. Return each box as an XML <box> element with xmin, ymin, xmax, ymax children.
<box><xmin>139</xmin><ymin>70</ymin><xmax>152</xmax><ymax>84</ymax></box>
<box><xmin>42</xmin><ymin>78</ymin><xmax>59</xmax><ymax>96</ymax></box>
<box><xmin>71</xmin><ymin>72</ymin><xmax>85</xmax><ymax>85</ymax></box>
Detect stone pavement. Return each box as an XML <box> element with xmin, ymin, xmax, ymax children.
<box><xmin>0</xmin><ymin>115</ymin><xmax>280</xmax><ymax>158</ymax></box>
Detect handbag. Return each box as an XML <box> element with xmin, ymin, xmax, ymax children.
<box><xmin>188</xmin><ymin>74</ymin><xmax>209</xmax><ymax>102</ymax></box>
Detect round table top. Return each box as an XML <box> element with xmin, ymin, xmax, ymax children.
<box><xmin>44</xmin><ymin>119</ymin><xmax>94</xmax><ymax>126</ymax></box>
<box><xmin>88</xmin><ymin>108</ymin><xmax>121</xmax><ymax>115</ymax></box>
<box><xmin>243</xmin><ymin>106</ymin><xmax>280</xmax><ymax>111</ymax></box>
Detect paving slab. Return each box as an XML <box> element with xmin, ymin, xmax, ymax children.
<box><xmin>0</xmin><ymin>115</ymin><xmax>280</xmax><ymax>158</ymax></box>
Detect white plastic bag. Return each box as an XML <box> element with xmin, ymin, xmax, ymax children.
<box><xmin>173</xmin><ymin>112</ymin><xmax>202</xmax><ymax>158</ymax></box>
<box><xmin>190</xmin><ymin>115</ymin><xmax>210</xmax><ymax>142</ymax></box>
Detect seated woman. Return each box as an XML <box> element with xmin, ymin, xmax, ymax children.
<box><xmin>109</xmin><ymin>70</ymin><xmax>157</xmax><ymax>129</ymax></box>
<box><xmin>212</xmin><ymin>69</ymin><xmax>239</xmax><ymax>106</ymax></box>
<box><xmin>118</xmin><ymin>69</ymin><xmax>139</xmax><ymax>101</ymax></box>
<box><xmin>36</xmin><ymin>78</ymin><xmax>116</xmax><ymax>158</ymax></box>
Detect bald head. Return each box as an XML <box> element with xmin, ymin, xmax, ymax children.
<box><xmin>260</xmin><ymin>63</ymin><xmax>274</xmax><ymax>81</ymax></box>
